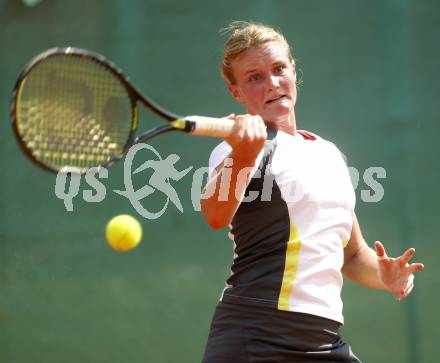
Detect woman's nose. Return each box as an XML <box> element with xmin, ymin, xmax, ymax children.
<box><xmin>267</xmin><ymin>75</ymin><xmax>280</xmax><ymax>89</ymax></box>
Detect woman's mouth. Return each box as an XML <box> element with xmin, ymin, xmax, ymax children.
<box><xmin>266</xmin><ymin>95</ymin><xmax>287</xmax><ymax>104</ymax></box>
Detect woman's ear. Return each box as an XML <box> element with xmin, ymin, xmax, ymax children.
<box><xmin>228</xmin><ymin>83</ymin><xmax>243</xmax><ymax>103</ymax></box>
<box><xmin>291</xmin><ymin>60</ymin><xmax>296</xmax><ymax>75</ymax></box>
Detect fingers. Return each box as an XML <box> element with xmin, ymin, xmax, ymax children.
<box><xmin>401</xmin><ymin>248</ymin><xmax>416</xmax><ymax>263</ymax></box>
<box><xmin>404</xmin><ymin>283</ymin><xmax>414</xmax><ymax>297</ymax></box>
<box><xmin>378</xmin><ymin>243</ymin><xmax>424</xmax><ymax>272</ymax></box>
<box><xmin>399</xmin><ymin>248</ymin><xmax>424</xmax><ymax>273</ymax></box>
<box><xmin>405</xmin><ymin>274</ymin><xmax>415</xmax><ymax>294</ymax></box>
<box><xmin>374</xmin><ymin>241</ymin><xmax>388</xmax><ymax>260</ymax></box>
<box><xmin>226</xmin><ymin>114</ymin><xmax>267</xmax><ymax>157</ymax></box>
<box><xmin>408</xmin><ymin>262</ymin><xmax>425</xmax><ymax>273</ymax></box>
<box><xmin>396</xmin><ymin>274</ymin><xmax>415</xmax><ymax>302</ymax></box>
<box><xmin>241</xmin><ymin>115</ymin><xmax>263</xmax><ymax>139</ymax></box>
<box><xmin>396</xmin><ymin>288</ymin><xmax>413</xmax><ymax>302</ymax></box>
<box><xmin>223</xmin><ymin>113</ymin><xmax>236</xmax><ymax>120</ymax></box>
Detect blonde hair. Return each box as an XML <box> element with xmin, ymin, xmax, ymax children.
<box><xmin>221</xmin><ymin>21</ymin><xmax>294</xmax><ymax>84</ymax></box>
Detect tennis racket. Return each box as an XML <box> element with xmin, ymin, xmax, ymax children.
<box><xmin>10</xmin><ymin>47</ymin><xmax>234</xmax><ymax>174</ymax></box>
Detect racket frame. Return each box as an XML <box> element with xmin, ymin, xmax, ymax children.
<box><xmin>10</xmin><ymin>47</ymin><xmax>188</xmax><ymax>173</ymax></box>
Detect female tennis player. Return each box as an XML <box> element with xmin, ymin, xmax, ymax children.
<box><xmin>200</xmin><ymin>22</ymin><xmax>424</xmax><ymax>362</ymax></box>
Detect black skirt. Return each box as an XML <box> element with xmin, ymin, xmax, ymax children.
<box><xmin>201</xmin><ymin>301</ymin><xmax>362</xmax><ymax>363</ymax></box>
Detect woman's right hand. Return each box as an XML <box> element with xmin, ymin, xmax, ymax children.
<box><xmin>224</xmin><ymin>114</ymin><xmax>267</xmax><ymax>164</ymax></box>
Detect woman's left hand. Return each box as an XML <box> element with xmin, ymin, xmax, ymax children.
<box><xmin>374</xmin><ymin>241</ymin><xmax>425</xmax><ymax>302</ymax></box>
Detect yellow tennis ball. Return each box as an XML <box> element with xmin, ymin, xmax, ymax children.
<box><xmin>105</xmin><ymin>214</ymin><xmax>142</xmax><ymax>252</ymax></box>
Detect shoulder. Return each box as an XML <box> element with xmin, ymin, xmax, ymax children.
<box><xmin>298</xmin><ymin>130</ymin><xmax>340</xmax><ymax>150</ymax></box>
<box><xmin>298</xmin><ymin>129</ymin><xmax>319</xmax><ymax>141</ymax></box>
<box><xmin>275</xmin><ymin>129</ymin><xmax>322</xmax><ymax>144</ymax></box>
<box><xmin>303</xmin><ymin>131</ymin><xmax>348</xmax><ymax>164</ymax></box>
<box><xmin>278</xmin><ymin>129</ymin><xmax>347</xmax><ymax>162</ymax></box>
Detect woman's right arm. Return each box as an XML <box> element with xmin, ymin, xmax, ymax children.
<box><xmin>200</xmin><ymin>114</ymin><xmax>267</xmax><ymax>229</ymax></box>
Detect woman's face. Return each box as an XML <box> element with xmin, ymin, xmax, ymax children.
<box><xmin>228</xmin><ymin>42</ymin><xmax>297</xmax><ymax>125</ymax></box>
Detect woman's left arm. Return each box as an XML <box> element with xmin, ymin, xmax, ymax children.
<box><xmin>341</xmin><ymin>213</ymin><xmax>425</xmax><ymax>302</ymax></box>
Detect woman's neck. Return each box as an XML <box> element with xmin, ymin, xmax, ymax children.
<box><xmin>265</xmin><ymin>112</ymin><xmax>297</xmax><ymax>136</ymax></box>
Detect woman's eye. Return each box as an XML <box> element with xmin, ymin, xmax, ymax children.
<box><xmin>274</xmin><ymin>65</ymin><xmax>284</xmax><ymax>73</ymax></box>
<box><xmin>249</xmin><ymin>74</ymin><xmax>261</xmax><ymax>82</ymax></box>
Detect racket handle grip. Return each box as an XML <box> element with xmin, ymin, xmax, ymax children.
<box><xmin>184</xmin><ymin>115</ymin><xmax>234</xmax><ymax>138</ymax></box>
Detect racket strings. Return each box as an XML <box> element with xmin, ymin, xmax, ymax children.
<box><xmin>15</xmin><ymin>55</ymin><xmax>133</xmax><ymax>171</ymax></box>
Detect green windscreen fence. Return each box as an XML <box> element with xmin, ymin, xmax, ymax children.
<box><xmin>1</xmin><ymin>1</ymin><xmax>438</xmax><ymax>362</ymax></box>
